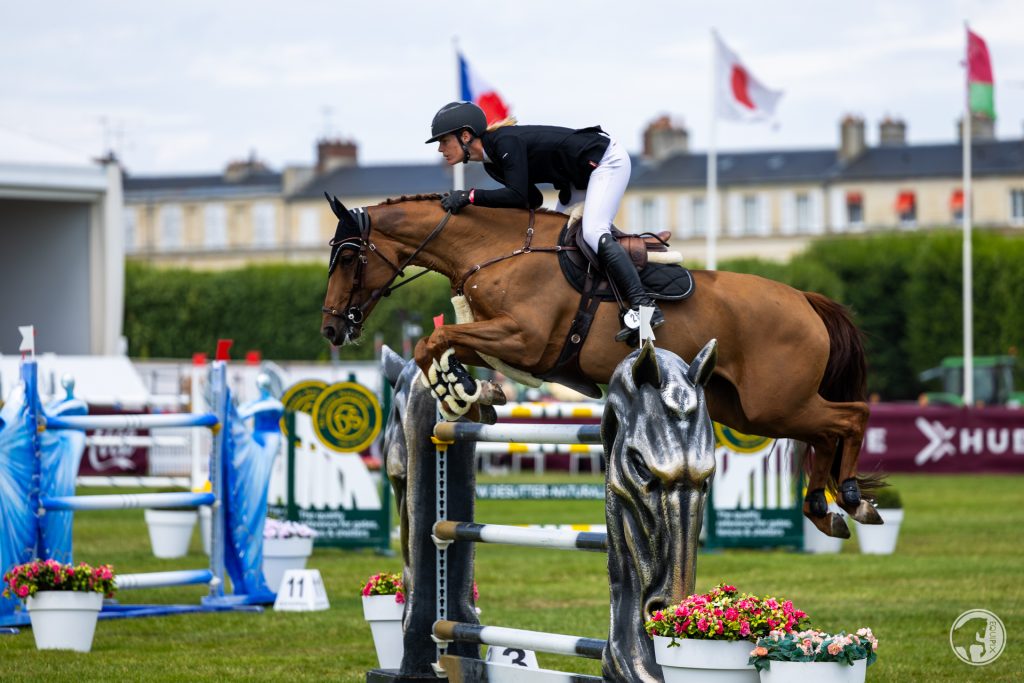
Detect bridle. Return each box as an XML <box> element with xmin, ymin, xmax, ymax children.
<box><xmin>321</xmin><ymin>202</ymin><xmax>453</xmax><ymax>335</ymax></box>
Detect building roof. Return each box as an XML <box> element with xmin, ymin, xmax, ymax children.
<box><xmin>292</xmin><ymin>162</ymin><xmax>502</xmax><ymax>200</ymax></box>
<box><xmin>121</xmin><ymin>139</ymin><xmax>1024</xmax><ymax>202</ymax></box>
<box><xmin>630</xmin><ymin>149</ymin><xmax>842</xmax><ymax>189</ymax></box>
<box><xmin>124</xmin><ymin>171</ymin><xmax>282</xmax><ymax>201</ymax></box>
<box><xmin>837</xmin><ymin>140</ymin><xmax>1024</xmax><ymax>181</ymax></box>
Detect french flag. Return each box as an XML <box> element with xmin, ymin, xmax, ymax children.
<box><xmin>458</xmin><ymin>52</ymin><xmax>511</xmax><ymax>125</ymax></box>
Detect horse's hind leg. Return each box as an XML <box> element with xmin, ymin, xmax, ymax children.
<box><xmin>802</xmin><ymin>437</ymin><xmax>851</xmax><ymax>539</ymax></box>
<box><xmin>833</xmin><ymin>404</ymin><xmax>883</xmax><ymax>525</ymax></box>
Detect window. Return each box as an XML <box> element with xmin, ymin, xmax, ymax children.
<box><xmin>951</xmin><ymin>189</ymin><xmax>965</xmax><ymax>223</ymax></box>
<box><xmin>896</xmin><ymin>191</ymin><xmax>916</xmax><ymax>227</ymax></box>
<box><xmin>846</xmin><ymin>192</ymin><xmax>864</xmax><ymax>227</ymax></box>
<box><xmin>298</xmin><ymin>208</ymin><xmax>321</xmax><ymax>246</ymax></box>
<box><xmin>692</xmin><ymin>196</ymin><xmax>706</xmax><ymax>237</ymax></box>
<box><xmin>1011</xmin><ymin>189</ymin><xmax>1024</xmax><ymax>226</ymax></box>
<box><xmin>742</xmin><ymin>195</ymin><xmax>759</xmax><ymax>235</ymax></box>
<box><xmin>204</xmin><ymin>204</ymin><xmax>227</xmax><ymax>249</ymax></box>
<box><xmin>795</xmin><ymin>193</ymin><xmax>811</xmax><ymax>232</ymax></box>
<box><xmin>252</xmin><ymin>203</ymin><xmax>277</xmax><ymax>247</ymax></box>
<box><xmin>159</xmin><ymin>205</ymin><xmax>183</xmax><ymax>250</ymax></box>
<box><xmin>124</xmin><ymin>209</ymin><xmax>137</xmax><ymax>251</ymax></box>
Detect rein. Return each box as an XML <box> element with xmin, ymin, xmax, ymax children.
<box><xmin>453</xmin><ymin>210</ymin><xmax>576</xmax><ymax>293</ymax></box>
<box><xmin>322</xmin><ymin>208</ymin><xmax>453</xmax><ymax>326</ymax></box>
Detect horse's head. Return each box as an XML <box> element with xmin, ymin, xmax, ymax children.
<box><xmin>602</xmin><ymin>339</ymin><xmax>718</xmax><ymax>618</ymax></box>
<box><xmin>320</xmin><ymin>194</ymin><xmax>402</xmax><ymax>345</ymax></box>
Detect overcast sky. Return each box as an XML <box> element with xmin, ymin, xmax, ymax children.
<box><xmin>3</xmin><ymin>0</ymin><xmax>1022</xmax><ymax>175</ymax></box>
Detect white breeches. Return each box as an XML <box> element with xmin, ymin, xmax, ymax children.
<box><xmin>555</xmin><ymin>137</ymin><xmax>631</xmax><ymax>253</ymax></box>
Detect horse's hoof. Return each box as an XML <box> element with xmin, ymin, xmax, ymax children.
<box><xmin>844</xmin><ymin>499</ymin><xmax>884</xmax><ymax>525</ymax></box>
<box><xmin>816</xmin><ymin>512</ymin><xmax>851</xmax><ymax>539</ymax></box>
<box><xmin>478</xmin><ymin>404</ymin><xmax>497</xmax><ymax>425</ymax></box>
<box><xmin>478</xmin><ymin>381</ymin><xmax>508</xmax><ymax>407</ymax></box>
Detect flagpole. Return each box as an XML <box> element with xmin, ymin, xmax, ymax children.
<box><xmin>962</xmin><ymin>22</ymin><xmax>974</xmax><ymax>407</ymax></box>
<box><xmin>707</xmin><ymin>29</ymin><xmax>719</xmax><ymax>271</ymax></box>
<box><xmin>452</xmin><ymin>36</ymin><xmax>466</xmax><ymax>192</ymax></box>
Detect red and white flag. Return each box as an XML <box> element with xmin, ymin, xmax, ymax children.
<box><xmin>459</xmin><ymin>52</ymin><xmax>511</xmax><ymax>125</ymax></box>
<box><xmin>714</xmin><ymin>33</ymin><xmax>783</xmax><ymax>122</ymax></box>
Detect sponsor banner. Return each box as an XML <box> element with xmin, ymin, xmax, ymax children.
<box><xmin>861</xmin><ymin>405</ymin><xmax>1024</xmax><ymax>473</ymax></box>
<box><xmin>79</xmin><ymin>406</ymin><xmax>149</xmax><ymax>477</ymax></box>
<box><xmin>475</xmin><ymin>483</ymin><xmax>605</xmax><ymax>500</ymax></box>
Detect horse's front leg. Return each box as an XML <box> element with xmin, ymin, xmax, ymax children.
<box><xmin>414</xmin><ymin>315</ymin><xmax>541</xmax><ymax>421</ymax></box>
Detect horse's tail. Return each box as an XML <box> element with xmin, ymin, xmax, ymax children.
<box><xmin>803</xmin><ymin>292</ymin><xmax>885</xmax><ymax>498</ymax></box>
<box><xmin>803</xmin><ymin>292</ymin><xmax>867</xmax><ymax>403</ymax></box>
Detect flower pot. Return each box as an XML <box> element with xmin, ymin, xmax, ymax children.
<box><xmin>653</xmin><ymin>636</ymin><xmax>758</xmax><ymax>683</ymax></box>
<box><xmin>758</xmin><ymin>658</ymin><xmax>866</xmax><ymax>683</ymax></box>
<box><xmin>262</xmin><ymin>536</ymin><xmax>314</xmax><ymax>592</ymax></box>
<box><xmin>199</xmin><ymin>506</ymin><xmax>212</xmax><ymax>556</ymax></box>
<box><xmin>144</xmin><ymin>509</ymin><xmax>198</xmax><ymax>559</ymax></box>
<box><xmin>362</xmin><ymin>594</ymin><xmax>405</xmax><ymax>669</ymax></box>
<box><xmin>27</xmin><ymin>591</ymin><xmax>104</xmax><ymax>652</ymax></box>
<box><xmin>856</xmin><ymin>508</ymin><xmax>903</xmax><ymax>555</ymax></box>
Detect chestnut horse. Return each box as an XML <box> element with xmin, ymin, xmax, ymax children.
<box><xmin>320</xmin><ymin>194</ymin><xmax>881</xmax><ymax>537</ymax></box>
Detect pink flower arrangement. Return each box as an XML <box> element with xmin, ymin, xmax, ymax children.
<box><xmin>645</xmin><ymin>584</ymin><xmax>810</xmax><ymax>643</ymax></box>
<box><xmin>361</xmin><ymin>572</ymin><xmax>405</xmax><ymax>604</ymax></box>
<box><xmin>3</xmin><ymin>559</ymin><xmax>117</xmax><ymax>601</ymax></box>
<box><xmin>747</xmin><ymin>627</ymin><xmax>878</xmax><ymax>671</ymax></box>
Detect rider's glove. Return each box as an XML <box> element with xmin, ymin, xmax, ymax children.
<box><xmin>441</xmin><ymin>190</ymin><xmax>472</xmax><ymax>214</ymax></box>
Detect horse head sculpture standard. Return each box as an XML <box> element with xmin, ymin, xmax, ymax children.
<box><xmin>380</xmin><ymin>345</ymin><xmax>480</xmax><ymax>676</ymax></box>
<box><xmin>322</xmin><ymin>195</ymin><xmax>882</xmax><ymax>538</ymax></box>
<box><xmin>602</xmin><ymin>340</ymin><xmax>718</xmax><ymax>682</ymax></box>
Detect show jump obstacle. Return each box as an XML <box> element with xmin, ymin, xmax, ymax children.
<box><xmin>373</xmin><ymin>340</ymin><xmax>718</xmax><ymax>682</ymax></box>
<box><xmin>0</xmin><ymin>356</ymin><xmax>283</xmax><ymax>627</ymax></box>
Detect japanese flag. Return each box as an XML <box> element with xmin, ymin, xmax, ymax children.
<box><xmin>715</xmin><ymin>33</ymin><xmax>783</xmax><ymax>123</ymax></box>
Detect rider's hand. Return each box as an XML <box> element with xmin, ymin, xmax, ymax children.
<box><xmin>441</xmin><ymin>190</ymin><xmax>472</xmax><ymax>214</ymax></box>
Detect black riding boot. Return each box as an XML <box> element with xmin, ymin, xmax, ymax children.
<box><xmin>597</xmin><ymin>234</ymin><xmax>665</xmax><ymax>343</ymax></box>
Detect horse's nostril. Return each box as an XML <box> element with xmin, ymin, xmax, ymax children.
<box><xmin>322</xmin><ymin>325</ymin><xmax>337</xmax><ymax>341</ymax></box>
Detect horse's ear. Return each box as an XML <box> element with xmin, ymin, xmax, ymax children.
<box><xmin>324</xmin><ymin>192</ymin><xmax>356</xmax><ymax>226</ymax></box>
<box><xmin>381</xmin><ymin>345</ymin><xmax>406</xmax><ymax>388</ymax></box>
<box><xmin>687</xmin><ymin>338</ymin><xmax>718</xmax><ymax>387</ymax></box>
<box><xmin>631</xmin><ymin>340</ymin><xmax>662</xmax><ymax>389</ymax></box>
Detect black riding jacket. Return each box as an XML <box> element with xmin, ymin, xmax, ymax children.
<box><xmin>472</xmin><ymin>125</ymin><xmax>611</xmax><ymax>210</ymax></box>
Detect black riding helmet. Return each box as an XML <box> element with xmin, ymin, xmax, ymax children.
<box><xmin>426</xmin><ymin>101</ymin><xmax>487</xmax><ymax>163</ymax></box>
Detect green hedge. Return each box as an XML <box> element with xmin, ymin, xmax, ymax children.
<box><xmin>127</xmin><ymin>230</ymin><xmax>1024</xmax><ymax>399</ymax></box>
<box><xmin>124</xmin><ymin>262</ymin><xmax>453</xmax><ymax>361</ymax></box>
<box><xmin>722</xmin><ymin>230</ymin><xmax>1024</xmax><ymax>400</ymax></box>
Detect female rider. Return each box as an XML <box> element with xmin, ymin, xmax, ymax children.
<box><xmin>426</xmin><ymin>101</ymin><xmax>664</xmax><ymax>343</ymax></box>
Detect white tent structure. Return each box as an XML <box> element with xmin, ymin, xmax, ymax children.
<box><xmin>0</xmin><ymin>127</ymin><xmax>124</xmax><ymax>356</ymax></box>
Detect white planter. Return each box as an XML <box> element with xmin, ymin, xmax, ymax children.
<box><xmin>262</xmin><ymin>536</ymin><xmax>314</xmax><ymax>592</ymax></box>
<box><xmin>27</xmin><ymin>591</ymin><xmax>104</xmax><ymax>652</ymax></box>
<box><xmin>857</xmin><ymin>508</ymin><xmax>903</xmax><ymax>555</ymax></box>
<box><xmin>144</xmin><ymin>509</ymin><xmax>198</xmax><ymax>559</ymax></box>
<box><xmin>803</xmin><ymin>507</ymin><xmax>847</xmax><ymax>554</ymax></box>
<box><xmin>362</xmin><ymin>594</ymin><xmax>405</xmax><ymax>670</ymax></box>
<box><xmin>654</xmin><ymin>636</ymin><xmax>758</xmax><ymax>683</ymax></box>
<box><xmin>199</xmin><ymin>506</ymin><xmax>212</xmax><ymax>556</ymax></box>
<box><xmin>758</xmin><ymin>658</ymin><xmax>866</xmax><ymax>683</ymax></box>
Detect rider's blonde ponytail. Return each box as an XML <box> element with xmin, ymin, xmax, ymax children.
<box><xmin>486</xmin><ymin>116</ymin><xmax>518</xmax><ymax>132</ymax></box>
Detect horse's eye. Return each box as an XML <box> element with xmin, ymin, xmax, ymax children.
<box><xmin>339</xmin><ymin>250</ymin><xmax>357</xmax><ymax>265</ymax></box>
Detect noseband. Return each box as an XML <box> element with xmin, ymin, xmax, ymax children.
<box><xmin>321</xmin><ymin>206</ymin><xmax>453</xmax><ymax>333</ymax></box>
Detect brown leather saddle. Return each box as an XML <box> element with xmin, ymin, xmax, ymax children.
<box><xmin>536</xmin><ymin>221</ymin><xmax>695</xmax><ymax>398</ymax></box>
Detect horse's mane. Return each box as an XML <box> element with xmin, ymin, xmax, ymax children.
<box><xmin>378</xmin><ymin>193</ymin><xmax>564</xmax><ymax>216</ymax></box>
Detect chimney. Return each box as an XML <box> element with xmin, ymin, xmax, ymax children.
<box><xmin>224</xmin><ymin>150</ymin><xmax>269</xmax><ymax>182</ymax></box>
<box><xmin>878</xmin><ymin>117</ymin><xmax>907</xmax><ymax>146</ymax></box>
<box><xmin>838</xmin><ymin>115</ymin><xmax>866</xmax><ymax>163</ymax></box>
<box><xmin>317</xmin><ymin>138</ymin><xmax>358</xmax><ymax>174</ymax></box>
<box><xmin>642</xmin><ymin>115</ymin><xmax>688</xmax><ymax>161</ymax></box>
<box><xmin>957</xmin><ymin>112</ymin><xmax>996</xmax><ymax>141</ymax></box>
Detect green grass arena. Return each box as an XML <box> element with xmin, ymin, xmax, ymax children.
<box><xmin>1</xmin><ymin>474</ymin><xmax>1020</xmax><ymax>682</ymax></box>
